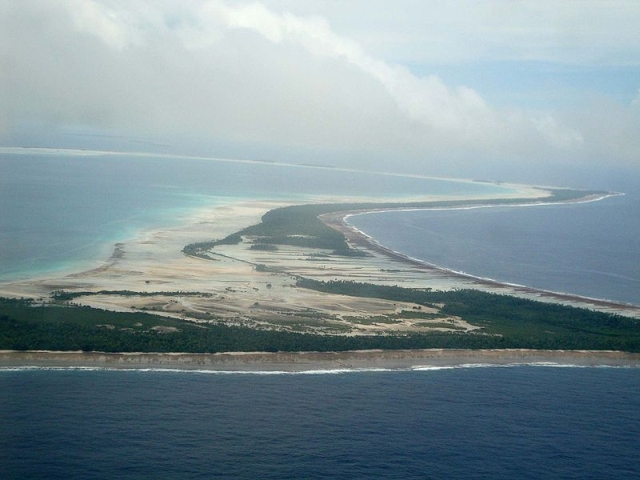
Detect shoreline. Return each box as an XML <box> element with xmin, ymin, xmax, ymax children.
<box><xmin>0</xmin><ymin>182</ymin><xmax>546</xmax><ymax>301</ymax></box>
<box><xmin>0</xmin><ymin>195</ymin><xmax>258</xmax><ymax>285</ymax></box>
<box><xmin>0</xmin><ymin>197</ymin><xmax>291</xmax><ymax>299</ymax></box>
<box><xmin>1</xmin><ymin>349</ymin><xmax>639</xmax><ymax>372</ymax></box>
<box><xmin>320</xmin><ymin>193</ymin><xmax>640</xmax><ymax>316</ymax></box>
<box><xmin>1</xmin><ymin>185</ymin><xmax>639</xmax><ymax>351</ymax></box>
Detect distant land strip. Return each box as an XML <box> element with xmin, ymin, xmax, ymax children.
<box><xmin>2</xmin><ymin>349</ymin><xmax>639</xmax><ymax>372</ymax></box>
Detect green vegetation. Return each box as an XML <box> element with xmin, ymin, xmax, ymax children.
<box><xmin>414</xmin><ymin>322</ymin><xmax>467</xmax><ymax>330</ymax></box>
<box><xmin>296</xmin><ymin>279</ymin><xmax>640</xmax><ymax>351</ymax></box>
<box><xmin>0</xmin><ymin>297</ymin><xmax>339</xmax><ymax>353</ymax></box>
<box><xmin>182</xmin><ymin>232</ymin><xmax>242</xmax><ymax>257</ymax></box>
<box><xmin>51</xmin><ymin>290</ymin><xmax>212</xmax><ymax>302</ymax></box>
<box><xmin>249</xmin><ymin>243</ymin><xmax>279</xmax><ymax>251</ymax></box>
<box><xmin>242</xmin><ymin>204</ymin><xmax>353</xmax><ymax>252</ymax></box>
<box><xmin>2</xmin><ymin>277</ymin><xmax>639</xmax><ymax>352</ymax></box>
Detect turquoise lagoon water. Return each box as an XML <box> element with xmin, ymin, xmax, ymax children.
<box><xmin>0</xmin><ymin>151</ymin><xmax>505</xmax><ymax>280</ymax></box>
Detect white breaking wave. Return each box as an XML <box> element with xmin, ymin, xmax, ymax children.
<box><xmin>0</xmin><ymin>363</ymin><xmax>634</xmax><ymax>375</ymax></box>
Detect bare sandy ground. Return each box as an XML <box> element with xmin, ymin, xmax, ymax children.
<box><xmin>1</xmin><ymin>188</ymin><xmax>638</xmax><ymax>341</ymax></box>
<box><xmin>0</xmin><ymin>196</ymin><xmax>480</xmax><ymax>334</ymax></box>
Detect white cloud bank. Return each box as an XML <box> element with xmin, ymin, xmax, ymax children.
<box><xmin>272</xmin><ymin>0</ymin><xmax>640</xmax><ymax>67</ymax></box>
<box><xmin>0</xmin><ymin>1</ymin><xmax>638</xmax><ymax>175</ymax></box>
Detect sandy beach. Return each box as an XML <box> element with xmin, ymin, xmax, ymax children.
<box><xmin>1</xmin><ymin>349</ymin><xmax>639</xmax><ymax>372</ymax></box>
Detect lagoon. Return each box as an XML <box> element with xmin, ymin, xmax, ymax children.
<box><xmin>0</xmin><ymin>150</ymin><xmax>507</xmax><ymax>281</ymax></box>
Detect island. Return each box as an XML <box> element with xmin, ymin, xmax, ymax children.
<box><xmin>1</xmin><ymin>185</ymin><xmax>640</xmax><ymax>370</ymax></box>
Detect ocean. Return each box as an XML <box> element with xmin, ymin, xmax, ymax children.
<box><xmin>2</xmin><ymin>151</ymin><xmax>640</xmax><ymax>478</ymax></box>
<box><xmin>2</xmin><ymin>366</ymin><xmax>640</xmax><ymax>479</ymax></box>
<box><xmin>347</xmin><ymin>192</ymin><xmax>640</xmax><ymax>306</ymax></box>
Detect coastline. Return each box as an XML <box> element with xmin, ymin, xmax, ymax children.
<box><xmin>1</xmin><ymin>184</ymin><xmax>639</xmax><ymax>359</ymax></box>
<box><xmin>319</xmin><ymin>193</ymin><xmax>640</xmax><ymax>317</ymax></box>
<box><xmin>0</xmin><ymin>184</ymin><xmax>550</xmax><ymax>307</ymax></box>
<box><xmin>1</xmin><ymin>349</ymin><xmax>639</xmax><ymax>372</ymax></box>
<box><xmin>0</xmin><ymin>198</ymin><xmax>291</xmax><ymax>300</ymax></box>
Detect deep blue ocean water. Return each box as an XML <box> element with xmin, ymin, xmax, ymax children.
<box><xmin>1</xmin><ymin>366</ymin><xmax>639</xmax><ymax>479</ymax></box>
<box><xmin>348</xmin><ymin>190</ymin><xmax>640</xmax><ymax>306</ymax></box>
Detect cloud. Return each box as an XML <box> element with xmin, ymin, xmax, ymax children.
<box><xmin>0</xmin><ymin>0</ymin><xmax>637</xmax><ymax>175</ymax></box>
<box><xmin>262</xmin><ymin>0</ymin><xmax>640</xmax><ymax>67</ymax></box>
<box><xmin>213</xmin><ymin>3</ymin><xmax>493</xmax><ymax>133</ymax></box>
<box><xmin>66</xmin><ymin>0</ymin><xmax>138</xmax><ymax>49</ymax></box>
<box><xmin>208</xmin><ymin>2</ymin><xmax>588</xmax><ymax>151</ymax></box>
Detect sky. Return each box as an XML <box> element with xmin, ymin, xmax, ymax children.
<box><xmin>1</xmin><ymin>0</ymin><xmax>639</xmax><ymax>183</ymax></box>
